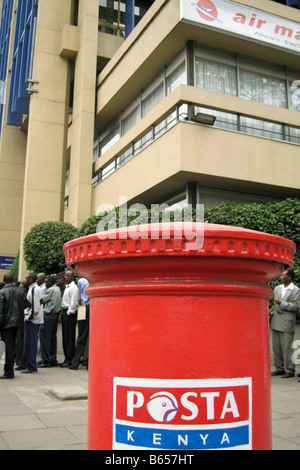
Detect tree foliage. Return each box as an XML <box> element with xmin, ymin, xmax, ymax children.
<box><xmin>204</xmin><ymin>198</ymin><xmax>300</xmax><ymax>281</ymax></box>
<box><xmin>23</xmin><ymin>221</ymin><xmax>77</xmax><ymax>275</ymax></box>
<box><xmin>75</xmin><ymin>198</ymin><xmax>299</xmax><ymax>284</ymax></box>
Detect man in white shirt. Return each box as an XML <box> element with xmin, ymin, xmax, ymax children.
<box><xmin>270</xmin><ymin>269</ymin><xmax>300</xmax><ymax>378</ymax></box>
<box><xmin>17</xmin><ymin>272</ymin><xmax>44</xmax><ymax>373</ymax></box>
<box><xmin>60</xmin><ymin>271</ymin><xmax>78</xmax><ymax>367</ymax></box>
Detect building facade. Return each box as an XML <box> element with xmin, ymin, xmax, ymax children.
<box><xmin>0</xmin><ymin>0</ymin><xmax>299</xmax><ymax>279</ymax></box>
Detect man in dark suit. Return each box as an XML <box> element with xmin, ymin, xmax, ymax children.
<box><xmin>270</xmin><ymin>269</ymin><xmax>300</xmax><ymax>378</ymax></box>
<box><xmin>0</xmin><ymin>272</ymin><xmax>27</xmax><ymax>378</ymax></box>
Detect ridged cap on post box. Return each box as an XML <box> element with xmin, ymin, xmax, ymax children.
<box><xmin>64</xmin><ymin>222</ymin><xmax>295</xmax><ymax>265</ymax></box>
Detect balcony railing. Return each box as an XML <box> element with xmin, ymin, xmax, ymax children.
<box><xmin>92</xmin><ymin>85</ymin><xmax>300</xmax><ymax>186</ymax></box>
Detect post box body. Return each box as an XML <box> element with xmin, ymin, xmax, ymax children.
<box><xmin>64</xmin><ymin>223</ymin><xmax>295</xmax><ymax>451</ymax></box>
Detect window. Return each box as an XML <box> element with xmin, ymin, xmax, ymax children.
<box><xmin>195</xmin><ymin>57</ymin><xmax>237</xmax><ymax>96</ymax></box>
<box><xmin>239</xmin><ymin>69</ymin><xmax>287</xmax><ymax>108</ymax></box>
<box><xmin>98</xmin><ymin>0</ymin><xmax>126</xmax><ymax>36</ymax></box>
<box><xmin>194</xmin><ymin>44</ymin><xmax>298</xmax><ymax>111</ymax></box>
<box><xmin>94</xmin><ymin>49</ymin><xmax>187</xmax><ymax>162</ymax></box>
<box><xmin>289</xmin><ymin>79</ymin><xmax>300</xmax><ymax>111</ymax></box>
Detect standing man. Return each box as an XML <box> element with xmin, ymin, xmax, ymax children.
<box><xmin>17</xmin><ymin>272</ymin><xmax>44</xmax><ymax>374</ymax></box>
<box><xmin>39</xmin><ymin>276</ymin><xmax>62</xmax><ymax>367</ymax></box>
<box><xmin>60</xmin><ymin>271</ymin><xmax>78</xmax><ymax>367</ymax></box>
<box><xmin>0</xmin><ymin>272</ymin><xmax>27</xmax><ymax>379</ymax></box>
<box><xmin>270</xmin><ymin>269</ymin><xmax>300</xmax><ymax>378</ymax></box>
<box><xmin>36</xmin><ymin>272</ymin><xmax>47</xmax><ymax>364</ymax></box>
<box><xmin>69</xmin><ymin>277</ymin><xmax>90</xmax><ymax>370</ymax></box>
<box><xmin>37</xmin><ymin>273</ymin><xmax>47</xmax><ymax>295</ymax></box>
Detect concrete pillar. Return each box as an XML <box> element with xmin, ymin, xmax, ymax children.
<box><xmin>67</xmin><ymin>0</ymin><xmax>98</xmax><ymax>227</ymax></box>
<box><xmin>18</xmin><ymin>0</ymin><xmax>73</xmax><ymax>278</ymax></box>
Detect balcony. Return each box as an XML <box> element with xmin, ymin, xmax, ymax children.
<box><xmin>92</xmin><ymin>85</ymin><xmax>300</xmax><ymax>187</ymax></box>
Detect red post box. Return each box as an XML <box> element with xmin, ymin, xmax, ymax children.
<box><xmin>64</xmin><ymin>222</ymin><xmax>295</xmax><ymax>450</ymax></box>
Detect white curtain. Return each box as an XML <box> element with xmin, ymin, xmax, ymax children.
<box><xmin>239</xmin><ymin>69</ymin><xmax>287</xmax><ymax>108</ymax></box>
<box><xmin>195</xmin><ymin>58</ymin><xmax>237</xmax><ymax>96</ymax></box>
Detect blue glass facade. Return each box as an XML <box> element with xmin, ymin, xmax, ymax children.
<box><xmin>0</xmin><ymin>0</ymin><xmax>14</xmax><ymax>130</ymax></box>
<box><xmin>6</xmin><ymin>0</ymin><xmax>38</xmax><ymax>127</ymax></box>
<box><xmin>272</xmin><ymin>0</ymin><xmax>300</xmax><ymax>8</ymax></box>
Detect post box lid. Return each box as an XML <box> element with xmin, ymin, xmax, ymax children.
<box><xmin>64</xmin><ymin>222</ymin><xmax>295</xmax><ymax>269</ymax></box>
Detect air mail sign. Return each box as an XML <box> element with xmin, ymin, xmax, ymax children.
<box><xmin>180</xmin><ymin>0</ymin><xmax>300</xmax><ymax>55</ymax></box>
<box><xmin>113</xmin><ymin>377</ymin><xmax>252</xmax><ymax>450</ymax></box>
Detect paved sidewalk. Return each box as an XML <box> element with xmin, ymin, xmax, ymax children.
<box><xmin>0</xmin><ymin>325</ymin><xmax>299</xmax><ymax>450</ymax></box>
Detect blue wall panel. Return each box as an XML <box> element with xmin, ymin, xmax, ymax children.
<box><xmin>0</xmin><ymin>0</ymin><xmax>14</xmax><ymax>132</ymax></box>
<box><xmin>7</xmin><ymin>0</ymin><xmax>38</xmax><ymax>127</ymax></box>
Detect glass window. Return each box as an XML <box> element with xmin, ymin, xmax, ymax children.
<box><xmin>195</xmin><ymin>57</ymin><xmax>237</xmax><ymax>96</ymax></box>
<box><xmin>285</xmin><ymin>126</ymin><xmax>300</xmax><ymax>144</ymax></box>
<box><xmin>99</xmin><ymin>124</ymin><xmax>120</xmax><ymax>156</ymax></box>
<box><xmin>239</xmin><ymin>69</ymin><xmax>287</xmax><ymax>108</ymax></box>
<box><xmin>121</xmin><ymin>104</ymin><xmax>140</xmax><ymax>135</ymax></box>
<box><xmin>166</xmin><ymin>60</ymin><xmax>186</xmax><ymax>95</ymax></box>
<box><xmin>289</xmin><ymin>80</ymin><xmax>300</xmax><ymax>112</ymax></box>
<box><xmin>196</xmin><ymin>107</ymin><xmax>238</xmax><ymax>131</ymax></box>
<box><xmin>98</xmin><ymin>0</ymin><xmax>125</xmax><ymax>35</ymax></box>
<box><xmin>240</xmin><ymin>116</ymin><xmax>283</xmax><ymax>140</ymax></box>
<box><xmin>142</xmin><ymin>82</ymin><xmax>164</xmax><ymax>117</ymax></box>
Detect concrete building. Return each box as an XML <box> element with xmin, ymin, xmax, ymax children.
<box><xmin>0</xmin><ymin>0</ymin><xmax>299</xmax><ymax>279</ymax></box>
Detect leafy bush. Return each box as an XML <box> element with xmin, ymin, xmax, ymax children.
<box><xmin>204</xmin><ymin>198</ymin><xmax>300</xmax><ymax>281</ymax></box>
<box><xmin>75</xmin><ymin>198</ymin><xmax>299</xmax><ymax>285</ymax></box>
<box><xmin>23</xmin><ymin>221</ymin><xmax>77</xmax><ymax>274</ymax></box>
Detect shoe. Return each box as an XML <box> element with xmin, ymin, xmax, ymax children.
<box><xmin>68</xmin><ymin>365</ymin><xmax>78</xmax><ymax>370</ymax></box>
<box><xmin>21</xmin><ymin>369</ymin><xmax>37</xmax><ymax>374</ymax></box>
<box><xmin>281</xmin><ymin>373</ymin><xmax>294</xmax><ymax>379</ymax></box>
<box><xmin>297</xmin><ymin>373</ymin><xmax>300</xmax><ymax>378</ymax></box>
<box><xmin>59</xmin><ymin>362</ymin><xmax>70</xmax><ymax>368</ymax></box>
<box><xmin>271</xmin><ymin>370</ymin><xmax>285</xmax><ymax>376</ymax></box>
<box><xmin>15</xmin><ymin>366</ymin><xmax>25</xmax><ymax>371</ymax></box>
<box><xmin>37</xmin><ymin>363</ymin><xmax>51</xmax><ymax>368</ymax></box>
<box><xmin>0</xmin><ymin>374</ymin><xmax>14</xmax><ymax>379</ymax></box>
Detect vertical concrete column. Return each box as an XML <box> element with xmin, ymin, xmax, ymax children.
<box><xmin>18</xmin><ymin>0</ymin><xmax>73</xmax><ymax>278</ymax></box>
<box><xmin>67</xmin><ymin>0</ymin><xmax>98</xmax><ymax>227</ymax></box>
<box><xmin>0</xmin><ymin>0</ymin><xmax>27</xmax><ymax>277</ymax></box>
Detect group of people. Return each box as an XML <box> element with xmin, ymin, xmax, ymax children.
<box><xmin>0</xmin><ymin>270</ymin><xmax>89</xmax><ymax>379</ymax></box>
<box><xmin>0</xmin><ymin>265</ymin><xmax>300</xmax><ymax>381</ymax></box>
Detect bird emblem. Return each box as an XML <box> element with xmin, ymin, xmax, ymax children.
<box><xmin>147</xmin><ymin>392</ymin><xmax>179</xmax><ymax>423</ymax></box>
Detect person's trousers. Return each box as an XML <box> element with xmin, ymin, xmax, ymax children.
<box><xmin>19</xmin><ymin>321</ymin><xmax>40</xmax><ymax>371</ymax></box>
<box><xmin>71</xmin><ymin>306</ymin><xmax>89</xmax><ymax>368</ymax></box>
<box><xmin>1</xmin><ymin>327</ymin><xmax>19</xmax><ymax>378</ymax></box>
<box><xmin>40</xmin><ymin>313</ymin><xmax>59</xmax><ymax>365</ymax></box>
<box><xmin>61</xmin><ymin>309</ymin><xmax>77</xmax><ymax>364</ymax></box>
<box><xmin>272</xmin><ymin>329</ymin><xmax>295</xmax><ymax>374</ymax></box>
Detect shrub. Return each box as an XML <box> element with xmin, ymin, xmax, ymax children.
<box><xmin>23</xmin><ymin>221</ymin><xmax>77</xmax><ymax>274</ymax></box>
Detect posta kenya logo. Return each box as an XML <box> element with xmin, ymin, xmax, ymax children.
<box><xmin>192</xmin><ymin>0</ymin><xmax>219</xmax><ymax>22</ymax></box>
<box><xmin>113</xmin><ymin>378</ymin><xmax>252</xmax><ymax>449</ymax></box>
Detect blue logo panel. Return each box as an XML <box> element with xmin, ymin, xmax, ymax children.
<box><xmin>115</xmin><ymin>423</ymin><xmax>250</xmax><ymax>450</ymax></box>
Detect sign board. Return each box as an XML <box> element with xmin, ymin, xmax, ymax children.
<box><xmin>180</xmin><ymin>0</ymin><xmax>300</xmax><ymax>55</ymax></box>
<box><xmin>113</xmin><ymin>377</ymin><xmax>252</xmax><ymax>450</ymax></box>
<box><xmin>0</xmin><ymin>256</ymin><xmax>15</xmax><ymax>270</ymax></box>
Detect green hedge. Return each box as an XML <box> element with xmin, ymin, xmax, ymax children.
<box><xmin>204</xmin><ymin>198</ymin><xmax>299</xmax><ymax>281</ymax></box>
<box><xmin>75</xmin><ymin>198</ymin><xmax>299</xmax><ymax>284</ymax></box>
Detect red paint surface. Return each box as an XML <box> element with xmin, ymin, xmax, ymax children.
<box><xmin>64</xmin><ymin>223</ymin><xmax>295</xmax><ymax>450</ymax></box>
